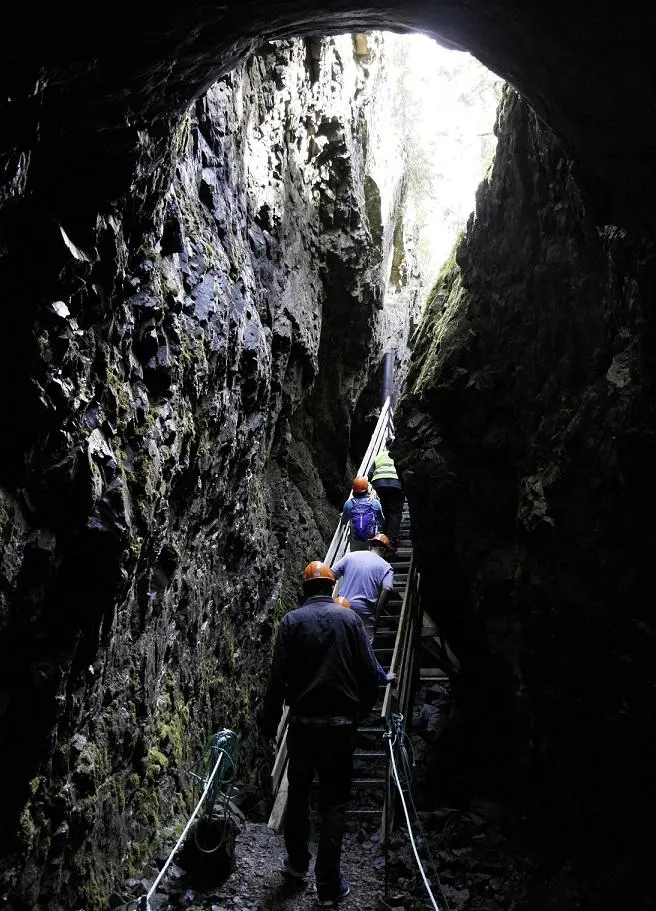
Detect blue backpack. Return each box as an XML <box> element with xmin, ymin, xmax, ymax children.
<box><xmin>350</xmin><ymin>498</ymin><xmax>377</xmax><ymax>540</ymax></box>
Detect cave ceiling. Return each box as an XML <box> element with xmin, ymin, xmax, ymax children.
<box><xmin>1</xmin><ymin>3</ymin><xmax>654</xmax><ymax>232</ymax></box>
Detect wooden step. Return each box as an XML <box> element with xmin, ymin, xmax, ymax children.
<box><xmin>419</xmin><ymin>667</ymin><xmax>450</xmax><ymax>681</ymax></box>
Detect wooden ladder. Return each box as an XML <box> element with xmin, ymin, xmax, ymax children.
<box><xmin>268</xmin><ymin>501</ymin><xmax>426</xmax><ymax>835</ymax></box>
<box><xmin>268</xmin><ymin>397</ymin><xmax>395</xmax><ymax>832</ymax></box>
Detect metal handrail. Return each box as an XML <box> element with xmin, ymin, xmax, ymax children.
<box><xmin>380</xmin><ymin>557</ymin><xmax>421</xmax><ymax>842</ymax></box>
<box><xmin>268</xmin><ymin>396</ymin><xmax>394</xmax><ymax>831</ymax></box>
<box><xmin>381</xmin><ymin>558</ymin><xmax>420</xmax><ymax>724</ymax></box>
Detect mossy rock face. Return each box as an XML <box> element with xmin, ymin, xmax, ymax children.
<box><xmin>1</xmin><ymin>34</ymin><xmax>410</xmax><ymax>911</ymax></box>
<box><xmin>146</xmin><ymin>748</ymin><xmax>169</xmax><ymax>777</ymax></box>
<box><xmin>16</xmin><ymin>807</ymin><xmax>38</xmax><ymax>853</ymax></box>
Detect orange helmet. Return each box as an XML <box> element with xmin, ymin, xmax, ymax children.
<box><xmin>351</xmin><ymin>476</ymin><xmax>369</xmax><ymax>495</ymax></box>
<box><xmin>334</xmin><ymin>596</ymin><xmax>351</xmax><ymax>609</ymax></box>
<box><xmin>370</xmin><ymin>533</ymin><xmax>390</xmax><ymax>548</ymax></box>
<box><xmin>303</xmin><ymin>561</ymin><xmax>336</xmax><ymax>582</ymax></box>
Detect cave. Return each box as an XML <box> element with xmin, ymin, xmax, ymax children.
<box><xmin>1</xmin><ymin>4</ymin><xmax>655</xmax><ymax>910</ymax></box>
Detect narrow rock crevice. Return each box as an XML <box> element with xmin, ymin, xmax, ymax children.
<box><xmin>1</xmin><ymin>6</ymin><xmax>656</xmax><ymax>911</ymax></box>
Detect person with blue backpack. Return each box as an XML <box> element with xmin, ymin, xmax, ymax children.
<box><xmin>340</xmin><ymin>476</ymin><xmax>384</xmax><ymax>552</ymax></box>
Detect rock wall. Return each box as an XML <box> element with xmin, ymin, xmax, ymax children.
<box><xmin>396</xmin><ymin>87</ymin><xmax>656</xmax><ymax>904</ymax></box>
<box><xmin>2</xmin><ymin>3</ymin><xmax>656</xmax><ymax>905</ymax></box>
<box><xmin>0</xmin><ymin>36</ymin><xmax>411</xmax><ymax>908</ymax></box>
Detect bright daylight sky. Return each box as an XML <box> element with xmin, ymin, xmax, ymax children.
<box><xmin>386</xmin><ymin>32</ymin><xmax>503</xmax><ymax>282</ymax></box>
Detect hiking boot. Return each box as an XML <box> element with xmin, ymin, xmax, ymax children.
<box><xmin>281</xmin><ymin>856</ymin><xmax>308</xmax><ymax>881</ymax></box>
<box><xmin>318</xmin><ymin>878</ymin><xmax>350</xmax><ymax>907</ymax></box>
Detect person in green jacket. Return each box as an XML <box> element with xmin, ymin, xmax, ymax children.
<box><xmin>367</xmin><ymin>446</ymin><xmax>404</xmax><ymax>552</ymax></box>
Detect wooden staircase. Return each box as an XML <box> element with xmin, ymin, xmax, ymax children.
<box><xmin>348</xmin><ymin>506</ymin><xmax>414</xmax><ymax>822</ymax></box>
<box><xmin>267</xmin><ymin>399</ymin><xmax>454</xmax><ymax>837</ymax></box>
<box><xmin>268</xmin><ymin>501</ymin><xmax>428</xmax><ymax>834</ymax></box>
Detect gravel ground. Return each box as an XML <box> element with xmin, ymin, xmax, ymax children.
<box><xmin>143</xmin><ymin>819</ymin><xmax>388</xmax><ymax>911</ymax></box>
<box><xmin>120</xmin><ymin>683</ymin><xmax>529</xmax><ymax>911</ymax></box>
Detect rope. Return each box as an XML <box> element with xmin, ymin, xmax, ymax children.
<box><xmin>192</xmin><ymin>751</ymin><xmax>237</xmax><ymax>854</ymax></box>
<box><xmin>388</xmin><ymin>735</ymin><xmax>442</xmax><ymax>911</ymax></box>
<box><xmin>137</xmin><ymin>729</ymin><xmax>239</xmax><ymax>911</ymax></box>
<box><xmin>186</xmin><ymin>729</ymin><xmax>239</xmax><ymax>809</ymax></box>
<box><xmin>188</xmin><ymin>729</ymin><xmax>240</xmax><ymax>854</ymax></box>
<box><xmin>385</xmin><ymin>714</ymin><xmax>450</xmax><ymax>910</ymax></box>
<box><xmin>395</xmin><ymin>735</ymin><xmax>451</xmax><ymax>911</ymax></box>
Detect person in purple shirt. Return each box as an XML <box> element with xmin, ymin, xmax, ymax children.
<box><xmin>331</xmin><ymin>534</ymin><xmax>394</xmax><ymax>641</ymax></box>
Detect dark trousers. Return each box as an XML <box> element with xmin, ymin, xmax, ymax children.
<box><xmin>285</xmin><ymin>723</ymin><xmax>355</xmax><ymax>897</ymax></box>
<box><xmin>375</xmin><ymin>485</ymin><xmax>404</xmax><ymax>549</ymax></box>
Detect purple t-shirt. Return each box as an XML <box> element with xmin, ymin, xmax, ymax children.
<box><xmin>331</xmin><ymin>551</ymin><xmax>394</xmax><ymax>621</ymax></box>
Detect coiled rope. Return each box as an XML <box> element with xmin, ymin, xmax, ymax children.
<box><xmin>136</xmin><ymin>729</ymin><xmax>240</xmax><ymax>911</ymax></box>
<box><xmin>186</xmin><ymin>729</ymin><xmax>240</xmax><ymax>853</ymax></box>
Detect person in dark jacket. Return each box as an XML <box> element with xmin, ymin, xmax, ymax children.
<box><xmin>258</xmin><ymin>560</ymin><xmax>383</xmax><ymax>908</ymax></box>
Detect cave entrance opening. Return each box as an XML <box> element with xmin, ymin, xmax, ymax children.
<box><xmin>289</xmin><ymin>30</ymin><xmax>502</xmax><ymax>465</ymax></box>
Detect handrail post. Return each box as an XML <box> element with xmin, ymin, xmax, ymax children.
<box><xmin>381</xmin><ymin>351</ymin><xmax>394</xmax><ymax>408</ymax></box>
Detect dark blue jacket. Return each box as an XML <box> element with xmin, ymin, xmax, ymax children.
<box><xmin>258</xmin><ymin>595</ymin><xmax>382</xmax><ymax>736</ymax></box>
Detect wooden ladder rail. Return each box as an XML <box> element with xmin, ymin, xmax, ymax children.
<box><xmin>268</xmin><ymin>396</ymin><xmax>394</xmax><ymax>832</ymax></box>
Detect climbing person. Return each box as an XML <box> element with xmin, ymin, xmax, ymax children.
<box><xmin>257</xmin><ymin>561</ymin><xmax>384</xmax><ymax>908</ymax></box>
<box><xmin>331</xmin><ymin>533</ymin><xmax>394</xmax><ymax>642</ymax></box>
<box><xmin>334</xmin><ymin>596</ymin><xmax>396</xmax><ymax>684</ymax></box>
<box><xmin>340</xmin><ymin>476</ymin><xmax>384</xmax><ymax>552</ymax></box>
<box><xmin>367</xmin><ymin>443</ymin><xmax>404</xmax><ymax>554</ymax></box>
